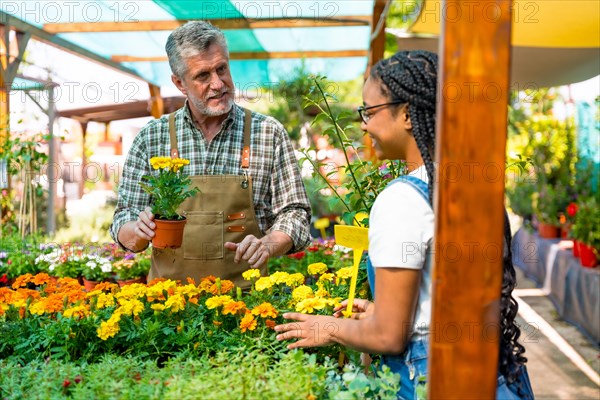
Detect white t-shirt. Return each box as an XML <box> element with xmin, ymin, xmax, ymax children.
<box><xmin>369</xmin><ymin>165</ymin><xmax>434</xmax><ymax>337</ymax></box>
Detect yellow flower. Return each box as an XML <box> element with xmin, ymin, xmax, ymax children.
<box><xmin>255</xmin><ymin>277</ymin><xmax>273</xmax><ymax>292</ymax></box>
<box><xmin>292</xmin><ymin>285</ymin><xmax>313</xmax><ymax>301</ymax></box>
<box><xmin>315</xmin><ymin>287</ymin><xmax>329</xmax><ymax>298</ymax></box>
<box><xmin>269</xmin><ymin>271</ymin><xmax>289</xmax><ymax>285</ymax></box>
<box><xmin>242</xmin><ymin>268</ymin><xmax>261</xmax><ymax>281</ymax></box>
<box><xmin>165</xmin><ymin>293</ymin><xmax>186</xmax><ymax>313</ymax></box>
<box><xmin>170</xmin><ymin>158</ymin><xmax>190</xmax><ymax>172</ymax></box>
<box><xmin>118</xmin><ymin>299</ymin><xmax>145</xmax><ymax>316</ymax></box>
<box><xmin>222</xmin><ymin>300</ymin><xmax>246</xmax><ymax>316</ymax></box>
<box><xmin>150</xmin><ymin>156</ymin><xmax>172</xmax><ymax>170</ymax></box>
<box><xmin>240</xmin><ymin>313</ymin><xmax>257</xmax><ymax>333</ymax></box>
<box><xmin>336</xmin><ymin>267</ymin><xmax>353</xmax><ymax>281</ymax></box>
<box><xmin>251</xmin><ymin>302</ymin><xmax>278</xmax><ymax>319</ymax></box>
<box><xmin>318</xmin><ymin>273</ymin><xmax>334</xmax><ymax>283</ymax></box>
<box><xmin>285</xmin><ymin>273</ymin><xmax>305</xmax><ymax>287</ymax></box>
<box><xmin>96</xmin><ymin>293</ymin><xmax>115</xmax><ymax>309</ymax></box>
<box><xmin>97</xmin><ymin>320</ymin><xmax>120</xmax><ymax>340</ymax></box>
<box><xmin>151</xmin><ymin>304</ymin><xmax>166</xmax><ymax>312</ymax></box>
<box><xmin>295</xmin><ymin>297</ymin><xmax>327</xmax><ymax>314</ymax></box>
<box><xmin>63</xmin><ymin>305</ymin><xmax>90</xmax><ymax>319</ymax></box>
<box><xmin>205</xmin><ymin>295</ymin><xmax>232</xmax><ymax>310</ymax></box>
<box><xmin>28</xmin><ymin>300</ymin><xmax>47</xmax><ymax>316</ymax></box>
<box><xmin>307</xmin><ymin>262</ymin><xmax>327</xmax><ymax>275</ymax></box>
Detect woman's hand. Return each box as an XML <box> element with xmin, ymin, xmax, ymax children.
<box><xmin>333</xmin><ymin>298</ymin><xmax>374</xmax><ymax>320</ymax></box>
<box><xmin>275</xmin><ymin>313</ymin><xmax>340</xmax><ymax>349</ymax></box>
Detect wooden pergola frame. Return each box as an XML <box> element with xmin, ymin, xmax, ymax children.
<box><xmin>2</xmin><ymin>2</ymin><xmax>512</xmax><ymax>397</ymax></box>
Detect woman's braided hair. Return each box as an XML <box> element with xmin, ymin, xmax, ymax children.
<box><xmin>371</xmin><ymin>50</ymin><xmax>527</xmax><ymax>384</ymax></box>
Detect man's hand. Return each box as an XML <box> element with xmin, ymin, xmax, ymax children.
<box><xmin>224</xmin><ymin>234</ymin><xmax>270</xmax><ymax>269</ymax></box>
<box><xmin>118</xmin><ymin>207</ymin><xmax>155</xmax><ymax>252</ymax></box>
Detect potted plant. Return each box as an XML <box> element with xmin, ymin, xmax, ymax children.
<box><xmin>80</xmin><ymin>254</ymin><xmax>113</xmax><ymax>291</ymax></box>
<box><xmin>112</xmin><ymin>252</ymin><xmax>151</xmax><ymax>287</ymax></box>
<box><xmin>571</xmin><ymin>196</ymin><xmax>599</xmax><ymax>267</ymax></box>
<box><xmin>533</xmin><ymin>184</ymin><xmax>569</xmax><ymax>238</ymax></box>
<box><xmin>139</xmin><ymin>156</ymin><xmax>199</xmax><ymax>249</ymax></box>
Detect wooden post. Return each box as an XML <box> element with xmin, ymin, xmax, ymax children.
<box><xmin>428</xmin><ymin>1</ymin><xmax>512</xmax><ymax>399</ymax></box>
<box><xmin>148</xmin><ymin>84</ymin><xmax>164</xmax><ymax>119</ymax></box>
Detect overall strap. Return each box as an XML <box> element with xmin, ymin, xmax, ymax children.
<box><xmin>241</xmin><ymin>108</ymin><xmax>251</xmax><ymax>169</ymax></box>
<box><xmin>167</xmin><ymin>107</ymin><xmax>252</xmax><ymax>168</ymax></box>
<box><xmin>168</xmin><ymin>112</ymin><xmax>179</xmax><ymax>159</ymax></box>
<box><xmin>388</xmin><ymin>175</ymin><xmax>430</xmax><ymax>205</ymax></box>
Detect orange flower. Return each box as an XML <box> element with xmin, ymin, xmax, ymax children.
<box><xmin>12</xmin><ymin>274</ymin><xmax>34</xmax><ymax>289</ymax></box>
<box><xmin>265</xmin><ymin>319</ymin><xmax>276</xmax><ymax>330</ymax></box>
<box><xmin>222</xmin><ymin>301</ymin><xmax>246</xmax><ymax>316</ymax></box>
<box><xmin>32</xmin><ymin>273</ymin><xmax>52</xmax><ymax>286</ymax></box>
<box><xmin>240</xmin><ymin>313</ymin><xmax>257</xmax><ymax>333</ymax></box>
<box><xmin>251</xmin><ymin>302</ymin><xmax>278</xmax><ymax>319</ymax></box>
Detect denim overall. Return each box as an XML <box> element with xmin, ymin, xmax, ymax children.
<box><xmin>367</xmin><ymin>175</ymin><xmax>534</xmax><ymax>400</ymax></box>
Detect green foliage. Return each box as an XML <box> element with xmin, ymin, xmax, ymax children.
<box><xmin>300</xmin><ymin>76</ymin><xmax>405</xmax><ymax>226</ymax></box>
<box><xmin>112</xmin><ymin>251</ymin><xmax>151</xmax><ymax>280</ymax></box>
<box><xmin>139</xmin><ymin>157</ymin><xmax>199</xmax><ymax>220</ymax></box>
<box><xmin>571</xmin><ymin>195</ymin><xmax>600</xmax><ymax>247</ymax></box>
<box><xmin>0</xmin><ymin>231</ymin><xmax>47</xmax><ymax>279</ymax></box>
<box><xmin>0</xmin><ymin>350</ymin><xmax>399</xmax><ymax>399</ymax></box>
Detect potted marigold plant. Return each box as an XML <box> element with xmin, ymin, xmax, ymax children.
<box><xmin>139</xmin><ymin>156</ymin><xmax>199</xmax><ymax>249</ymax></box>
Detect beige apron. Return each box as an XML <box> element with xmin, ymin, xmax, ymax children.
<box><xmin>149</xmin><ymin>108</ymin><xmax>264</xmax><ymax>288</ymax></box>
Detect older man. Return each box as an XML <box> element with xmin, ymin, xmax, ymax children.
<box><xmin>110</xmin><ymin>21</ymin><xmax>311</xmax><ymax>287</ymax></box>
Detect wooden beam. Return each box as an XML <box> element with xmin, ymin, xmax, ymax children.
<box><xmin>368</xmin><ymin>0</ymin><xmax>387</xmax><ymax>68</ymax></box>
<box><xmin>43</xmin><ymin>16</ymin><xmax>371</xmax><ymax>33</ymax></box>
<box><xmin>428</xmin><ymin>0</ymin><xmax>513</xmax><ymax>398</ymax></box>
<box><xmin>0</xmin><ymin>11</ymin><xmax>149</xmax><ymax>84</ymax></box>
<box><xmin>6</xmin><ymin>31</ymin><xmax>30</xmax><ymax>83</ymax></box>
<box><xmin>112</xmin><ymin>49</ymin><xmax>368</xmax><ymax>63</ymax></box>
<box><xmin>148</xmin><ymin>84</ymin><xmax>164</xmax><ymax>119</ymax></box>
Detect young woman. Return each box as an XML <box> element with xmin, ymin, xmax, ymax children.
<box><xmin>275</xmin><ymin>50</ymin><xmax>533</xmax><ymax>399</ymax></box>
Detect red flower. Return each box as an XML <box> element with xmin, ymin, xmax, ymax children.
<box><xmin>307</xmin><ymin>245</ymin><xmax>319</xmax><ymax>252</ymax></box>
<box><xmin>62</xmin><ymin>379</ymin><xmax>71</xmax><ymax>388</ymax></box>
<box><xmin>0</xmin><ymin>274</ymin><xmax>7</xmax><ymax>284</ymax></box>
<box><xmin>567</xmin><ymin>203</ymin><xmax>578</xmax><ymax>217</ymax></box>
<box><xmin>287</xmin><ymin>251</ymin><xmax>306</xmax><ymax>260</ymax></box>
<box><xmin>74</xmin><ymin>375</ymin><xmax>83</xmax><ymax>384</ymax></box>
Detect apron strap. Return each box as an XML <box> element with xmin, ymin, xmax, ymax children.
<box><xmin>167</xmin><ymin>107</ymin><xmax>251</xmax><ymax>168</ymax></box>
<box><xmin>168</xmin><ymin>112</ymin><xmax>179</xmax><ymax>159</ymax></box>
<box><xmin>242</xmin><ymin>108</ymin><xmax>251</xmax><ymax>169</ymax></box>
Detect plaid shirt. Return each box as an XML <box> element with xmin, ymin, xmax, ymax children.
<box><xmin>110</xmin><ymin>103</ymin><xmax>312</xmax><ymax>252</ymax></box>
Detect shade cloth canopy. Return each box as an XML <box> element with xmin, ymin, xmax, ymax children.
<box><xmin>1</xmin><ymin>0</ymin><xmax>375</xmax><ymax>88</ymax></box>
<box><xmin>392</xmin><ymin>0</ymin><xmax>600</xmax><ymax>87</ymax></box>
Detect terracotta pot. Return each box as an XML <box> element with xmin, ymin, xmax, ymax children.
<box><xmin>117</xmin><ymin>276</ymin><xmax>147</xmax><ymax>287</ymax></box>
<box><xmin>82</xmin><ymin>278</ymin><xmax>101</xmax><ymax>291</ymax></box>
<box><xmin>573</xmin><ymin>240</ymin><xmax>581</xmax><ymax>258</ymax></box>
<box><xmin>560</xmin><ymin>223</ymin><xmax>571</xmax><ymax>239</ymax></box>
<box><xmin>538</xmin><ymin>222</ymin><xmax>560</xmax><ymax>239</ymax></box>
<box><xmin>152</xmin><ymin>218</ymin><xmax>187</xmax><ymax>249</ymax></box>
<box><xmin>579</xmin><ymin>243</ymin><xmax>598</xmax><ymax>268</ymax></box>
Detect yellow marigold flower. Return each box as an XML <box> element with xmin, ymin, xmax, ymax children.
<box><xmin>255</xmin><ymin>277</ymin><xmax>273</xmax><ymax>292</ymax></box>
<box><xmin>242</xmin><ymin>268</ymin><xmax>261</xmax><ymax>281</ymax></box>
<box><xmin>150</xmin><ymin>156</ymin><xmax>172</xmax><ymax>170</ymax></box>
<box><xmin>222</xmin><ymin>300</ymin><xmax>246</xmax><ymax>316</ymax></box>
<box><xmin>96</xmin><ymin>293</ymin><xmax>115</xmax><ymax>309</ymax></box>
<box><xmin>97</xmin><ymin>320</ymin><xmax>120</xmax><ymax>340</ymax></box>
<box><xmin>28</xmin><ymin>300</ymin><xmax>47</xmax><ymax>316</ymax></box>
<box><xmin>205</xmin><ymin>295</ymin><xmax>232</xmax><ymax>310</ymax></box>
<box><xmin>285</xmin><ymin>273</ymin><xmax>305</xmax><ymax>287</ymax></box>
<box><xmin>292</xmin><ymin>285</ymin><xmax>313</xmax><ymax>301</ymax></box>
<box><xmin>307</xmin><ymin>262</ymin><xmax>327</xmax><ymax>275</ymax></box>
<box><xmin>63</xmin><ymin>305</ymin><xmax>90</xmax><ymax>319</ymax></box>
<box><xmin>176</xmin><ymin>284</ymin><xmax>200</xmax><ymax>298</ymax></box>
<box><xmin>170</xmin><ymin>158</ymin><xmax>190</xmax><ymax>172</ymax></box>
<box><xmin>151</xmin><ymin>303</ymin><xmax>166</xmax><ymax>312</ymax></box>
<box><xmin>318</xmin><ymin>273</ymin><xmax>334</xmax><ymax>283</ymax></box>
<box><xmin>336</xmin><ymin>267</ymin><xmax>353</xmax><ymax>280</ymax></box>
<box><xmin>240</xmin><ymin>313</ymin><xmax>257</xmax><ymax>333</ymax></box>
<box><xmin>315</xmin><ymin>287</ymin><xmax>329</xmax><ymax>298</ymax></box>
<box><xmin>118</xmin><ymin>299</ymin><xmax>145</xmax><ymax>316</ymax></box>
<box><xmin>165</xmin><ymin>294</ymin><xmax>186</xmax><ymax>313</ymax></box>
<box><xmin>269</xmin><ymin>271</ymin><xmax>289</xmax><ymax>285</ymax></box>
<box><xmin>251</xmin><ymin>302</ymin><xmax>278</xmax><ymax>319</ymax></box>
<box><xmin>295</xmin><ymin>297</ymin><xmax>327</xmax><ymax>314</ymax></box>
<box><xmin>327</xmin><ymin>297</ymin><xmax>342</xmax><ymax>308</ymax></box>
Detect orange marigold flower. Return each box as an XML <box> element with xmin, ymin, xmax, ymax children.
<box><xmin>213</xmin><ymin>320</ymin><xmax>222</xmax><ymax>327</ymax></box>
<box><xmin>147</xmin><ymin>277</ymin><xmax>168</xmax><ymax>286</ymax></box>
<box><xmin>240</xmin><ymin>313</ymin><xmax>257</xmax><ymax>333</ymax></box>
<box><xmin>222</xmin><ymin>300</ymin><xmax>246</xmax><ymax>316</ymax></box>
<box><xmin>251</xmin><ymin>302</ymin><xmax>278</xmax><ymax>319</ymax></box>
<box><xmin>12</xmin><ymin>274</ymin><xmax>34</xmax><ymax>289</ymax></box>
<box><xmin>186</xmin><ymin>277</ymin><xmax>196</xmax><ymax>286</ymax></box>
<box><xmin>32</xmin><ymin>273</ymin><xmax>52</xmax><ymax>286</ymax></box>
<box><xmin>265</xmin><ymin>319</ymin><xmax>276</xmax><ymax>330</ymax></box>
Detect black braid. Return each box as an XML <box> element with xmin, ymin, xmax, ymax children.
<box><xmin>371</xmin><ymin>50</ymin><xmax>527</xmax><ymax>384</ymax></box>
<box><xmin>372</xmin><ymin>51</ymin><xmax>437</xmax><ymax>203</ymax></box>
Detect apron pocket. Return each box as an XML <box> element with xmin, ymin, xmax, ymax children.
<box><xmin>183</xmin><ymin>211</ymin><xmax>224</xmax><ymax>260</ymax></box>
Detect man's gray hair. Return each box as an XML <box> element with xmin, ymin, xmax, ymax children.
<box><xmin>165</xmin><ymin>21</ymin><xmax>229</xmax><ymax>78</ymax></box>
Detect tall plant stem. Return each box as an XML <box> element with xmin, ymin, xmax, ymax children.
<box><xmin>313</xmin><ymin>79</ymin><xmax>369</xmax><ymax>212</ymax></box>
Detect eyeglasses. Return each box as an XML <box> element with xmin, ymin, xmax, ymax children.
<box><xmin>357</xmin><ymin>100</ymin><xmax>406</xmax><ymax>124</ymax></box>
